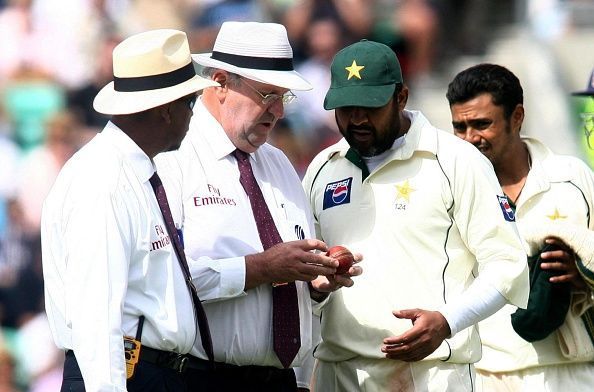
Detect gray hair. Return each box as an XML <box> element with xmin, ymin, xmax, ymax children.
<box><xmin>201</xmin><ymin>66</ymin><xmax>241</xmax><ymax>87</ymax></box>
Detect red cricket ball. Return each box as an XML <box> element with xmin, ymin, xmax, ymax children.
<box><xmin>326</xmin><ymin>245</ymin><xmax>354</xmax><ymax>274</ymax></box>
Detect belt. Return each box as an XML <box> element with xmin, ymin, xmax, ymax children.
<box><xmin>65</xmin><ymin>347</ymin><xmax>195</xmax><ymax>374</ymax></box>
<box><xmin>185</xmin><ymin>354</ymin><xmax>217</xmax><ymax>371</ymax></box>
<box><xmin>184</xmin><ymin>356</ymin><xmax>289</xmax><ymax>383</ymax></box>
<box><xmin>139</xmin><ymin>346</ymin><xmax>193</xmax><ymax>373</ymax></box>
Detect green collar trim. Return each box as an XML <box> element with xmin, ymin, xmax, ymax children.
<box><xmin>345</xmin><ymin>148</ymin><xmax>370</xmax><ymax>182</ymax></box>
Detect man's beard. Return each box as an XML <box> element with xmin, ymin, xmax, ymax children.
<box><xmin>339</xmin><ymin>112</ymin><xmax>400</xmax><ymax>157</ymax></box>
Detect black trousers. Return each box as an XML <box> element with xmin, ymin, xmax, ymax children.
<box><xmin>62</xmin><ymin>350</ymin><xmax>187</xmax><ymax>392</ymax></box>
<box><xmin>184</xmin><ymin>362</ymin><xmax>297</xmax><ymax>392</ymax></box>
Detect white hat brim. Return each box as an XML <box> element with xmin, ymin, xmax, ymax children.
<box><xmin>93</xmin><ymin>75</ymin><xmax>219</xmax><ymax>115</ymax></box>
<box><xmin>192</xmin><ymin>53</ymin><xmax>312</xmax><ymax>91</ymax></box>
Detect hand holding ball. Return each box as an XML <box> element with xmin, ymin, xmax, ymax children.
<box><xmin>327</xmin><ymin>245</ymin><xmax>354</xmax><ymax>274</ymax></box>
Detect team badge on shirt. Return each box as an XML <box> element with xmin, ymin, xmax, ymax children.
<box><xmin>394</xmin><ymin>179</ymin><xmax>415</xmax><ymax>211</ymax></box>
<box><xmin>497</xmin><ymin>195</ymin><xmax>516</xmax><ymax>222</ymax></box>
<box><xmin>323</xmin><ymin>177</ymin><xmax>353</xmax><ymax>210</ymax></box>
<box><xmin>546</xmin><ymin>207</ymin><xmax>567</xmax><ymax>220</ymax></box>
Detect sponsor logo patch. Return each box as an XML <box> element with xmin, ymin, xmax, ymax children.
<box><xmin>193</xmin><ymin>184</ymin><xmax>237</xmax><ymax>207</ymax></box>
<box><xmin>497</xmin><ymin>195</ymin><xmax>515</xmax><ymax>222</ymax></box>
<box><xmin>151</xmin><ymin>224</ymin><xmax>172</xmax><ymax>251</ymax></box>
<box><xmin>323</xmin><ymin>177</ymin><xmax>353</xmax><ymax>210</ymax></box>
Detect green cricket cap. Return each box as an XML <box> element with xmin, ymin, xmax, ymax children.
<box><xmin>324</xmin><ymin>39</ymin><xmax>403</xmax><ymax>110</ymax></box>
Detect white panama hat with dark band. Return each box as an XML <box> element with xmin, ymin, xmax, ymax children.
<box><xmin>192</xmin><ymin>21</ymin><xmax>312</xmax><ymax>91</ymax></box>
<box><xmin>94</xmin><ymin>29</ymin><xmax>219</xmax><ymax>115</ymax></box>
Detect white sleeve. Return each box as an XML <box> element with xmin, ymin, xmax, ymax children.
<box><xmin>439</xmin><ymin>275</ymin><xmax>507</xmax><ymax>337</ymax></box>
<box><xmin>66</xmin><ymin>185</ymin><xmax>130</xmax><ymax>391</ymax></box>
<box><xmin>449</xmin><ymin>142</ymin><xmax>529</xmax><ymax>308</ymax></box>
<box><xmin>188</xmin><ymin>255</ymin><xmax>247</xmax><ymax>302</ymax></box>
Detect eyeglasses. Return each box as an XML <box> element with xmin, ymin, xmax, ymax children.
<box><xmin>580</xmin><ymin>112</ymin><xmax>594</xmax><ymax>149</ymax></box>
<box><xmin>240</xmin><ymin>78</ymin><xmax>296</xmax><ymax>105</ymax></box>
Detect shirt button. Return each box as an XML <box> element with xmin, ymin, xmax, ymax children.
<box><xmin>293</xmin><ymin>338</ymin><xmax>298</xmax><ymax>344</ymax></box>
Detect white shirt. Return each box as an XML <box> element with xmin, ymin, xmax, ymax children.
<box><xmin>155</xmin><ymin>100</ymin><xmax>315</xmax><ymax>368</ymax></box>
<box><xmin>477</xmin><ymin>137</ymin><xmax>594</xmax><ymax>372</ymax></box>
<box><xmin>363</xmin><ymin>135</ymin><xmax>507</xmax><ymax>336</ymax></box>
<box><xmin>303</xmin><ymin>110</ymin><xmax>529</xmax><ymax>364</ymax></box>
<box><xmin>42</xmin><ymin>123</ymin><xmax>197</xmax><ymax>392</ymax></box>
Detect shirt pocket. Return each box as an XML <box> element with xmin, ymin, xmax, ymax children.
<box><xmin>278</xmin><ymin>201</ymin><xmax>309</xmax><ymax>241</ymax></box>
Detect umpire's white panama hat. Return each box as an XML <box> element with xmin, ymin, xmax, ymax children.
<box><xmin>192</xmin><ymin>21</ymin><xmax>312</xmax><ymax>91</ymax></box>
<box><xmin>94</xmin><ymin>29</ymin><xmax>219</xmax><ymax>115</ymax></box>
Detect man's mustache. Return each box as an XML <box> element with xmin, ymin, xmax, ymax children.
<box><xmin>347</xmin><ymin>125</ymin><xmax>374</xmax><ymax>132</ymax></box>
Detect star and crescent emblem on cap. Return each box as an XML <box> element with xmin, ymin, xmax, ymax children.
<box><xmin>345</xmin><ymin>60</ymin><xmax>365</xmax><ymax>80</ymax></box>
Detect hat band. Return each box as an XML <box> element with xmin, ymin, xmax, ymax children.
<box><xmin>113</xmin><ymin>62</ymin><xmax>195</xmax><ymax>92</ymax></box>
<box><xmin>211</xmin><ymin>51</ymin><xmax>293</xmax><ymax>71</ymax></box>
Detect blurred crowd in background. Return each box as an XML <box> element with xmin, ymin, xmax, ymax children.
<box><xmin>0</xmin><ymin>0</ymin><xmax>592</xmax><ymax>390</ymax></box>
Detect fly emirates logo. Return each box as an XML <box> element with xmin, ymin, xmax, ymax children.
<box><xmin>151</xmin><ymin>224</ymin><xmax>172</xmax><ymax>251</ymax></box>
<box><xmin>193</xmin><ymin>184</ymin><xmax>237</xmax><ymax>207</ymax></box>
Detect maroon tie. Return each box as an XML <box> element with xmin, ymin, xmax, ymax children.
<box><xmin>233</xmin><ymin>149</ymin><xmax>301</xmax><ymax>368</ymax></box>
<box><xmin>150</xmin><ymin>172</ymin><xmax>214</xmax><ymax>363</ymax></box>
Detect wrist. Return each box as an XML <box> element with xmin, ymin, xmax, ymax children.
<box><xmin>244</xmin><ymin>253</ymin><xmax>269</xmax><ymax>290</ymax></box>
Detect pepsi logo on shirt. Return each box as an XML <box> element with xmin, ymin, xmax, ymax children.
<box><xmin>323</xmin><ymin>177</ymin><xmax>353</xmax><ymax>210</ymax></box>
<box><xmin>497</xmin><ymin>195</ymin><xmax>516</xmax><ymax>222</ymax></box>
